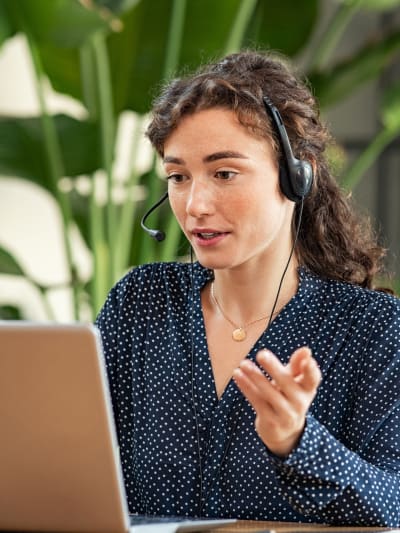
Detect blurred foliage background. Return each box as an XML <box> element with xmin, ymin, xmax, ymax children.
<box><xmin>0</xmin><ymin>0</ymin><xmax>399</xmax><ymax>321</ymax></box>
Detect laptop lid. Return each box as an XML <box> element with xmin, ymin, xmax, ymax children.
<box><xmin>0</xmin><ymin>322</ymin><xmax>130</xmax><ymax>533</ymax></box>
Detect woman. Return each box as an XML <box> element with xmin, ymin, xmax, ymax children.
<box><xmin>96</xmin><ymin>51</ymin><xmax>400</xmax><ymax>525</ymax></box>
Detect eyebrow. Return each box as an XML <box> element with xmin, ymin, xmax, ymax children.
<box><xmin>163</xmin><ymin>151</ymin><xmax>249</xmax><ymax>165</ymax></box>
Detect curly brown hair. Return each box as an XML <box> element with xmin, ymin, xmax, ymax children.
<box><xmin>146</xmin><ymin>50</ymin><xmax>387</xmax><ymax>290</ymax></box>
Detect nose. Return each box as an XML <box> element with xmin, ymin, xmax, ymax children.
<box><xmin>186</xmin><ymin>180</ymin><xmax>214</xmax><ymax>218</ymax></box>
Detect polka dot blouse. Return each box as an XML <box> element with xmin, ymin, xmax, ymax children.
<box><xmin>95</xmin><ymin>262</ymin><xmax>400</xmax><ymax>526</ymax></box>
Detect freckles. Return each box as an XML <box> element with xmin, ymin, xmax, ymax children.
<box><xmin>227</xmin><ymin>192</ymin><xmax>253</xmax><ymax>213</ymax></box>
<box><xmin>168</xmin><ymin>195</ymin><xmax>185</xmax><ymax>223</ymax></box>
<box><xmin>167</xmin><ymin>194</ymin><xmax>178</xmax><ymax>214</ymax></box>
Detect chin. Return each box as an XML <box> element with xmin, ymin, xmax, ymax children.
<box><xmin>194</xmin><ymin>255</ymin><xmax>235</xmax><ymax>271</ymax></box>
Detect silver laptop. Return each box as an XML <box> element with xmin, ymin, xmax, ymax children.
<box><xmin>0</xmin><ymin>322</ymin><xmax>236</xmax><ymax>533</ymax></box>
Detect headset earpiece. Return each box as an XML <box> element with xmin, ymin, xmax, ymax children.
<box><xmin>263</xmin><ymin>96</ymin><xmax>313</xmax><ymax>203</ymax></box>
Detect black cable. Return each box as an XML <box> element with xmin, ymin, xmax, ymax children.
<box><xmin>189</xmin><ymin>248</ymin><xmax>204</xmax><ymax>516</ymax></box>
<box><xmin>267</xmin><ymin>197</ymin><xmax>304</xmax><ymax>330</ymax></box>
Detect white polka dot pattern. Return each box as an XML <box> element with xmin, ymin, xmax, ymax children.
<box><xmin>96</xmin><ymin>262</ymin><xmax>400</xmax><ymax>526</ymax></box>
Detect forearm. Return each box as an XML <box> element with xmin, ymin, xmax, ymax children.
<box><xmin>270</xmin><ymin>415</ymin><xmax>400</xmax><ymax>526</ymax></box>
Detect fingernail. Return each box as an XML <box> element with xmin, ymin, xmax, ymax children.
<box><xmin>232</xmin><ymin>368</ymin><xmax>243</xmax><ymax>380</ymax></box>
<box><xmin>258</xmin><ymin>349</ymin><xmax>271</xmax><ymax>362</ymax></box>
<box><xmin>239</xmin><ymin>360</ymin><xmax>251</xmax><ymax>371</ymax></box>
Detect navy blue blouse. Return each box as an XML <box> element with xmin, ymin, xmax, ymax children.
<box><xmin>96</xmin><ymin>262</ymin><xmax>400</xmax><ymax>526</ymax></box>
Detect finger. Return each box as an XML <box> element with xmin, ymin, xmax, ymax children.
<box><xmin>232</xmin><ymin>364</ymin><xmax>279</xmax><ymax>415</ymax></box>
<box><xmin>255</xmin><ymin>350</ymin><xmax>319</xmax><ymax>414</ymax></box>
<box><xmin>298</xmin><ymin>355</ymin><xmax>322</xmax><ymax>391</ymax></box>
<box><xmin>235</xmin><ymin>362</ymin><xmax>307</xmax><ymax>450</ymax></box>
<box><xmin>236</xmin><ymin>359</ymin><xmax>291</xmax><ymax>414</ymax></box>
<box><xmin>256</xmin><ymin>350</ymin><xmax>301</xmax><ymax>401</ymax></box>
<box><xmin>288</xmin><ymin>346</ymin><xmax>312</xmax><ymax>378</ymax></box>
<box><xmin>287</xmin><ymin>347</ymin><xmax>321</xmax><ymax>391</ymax></box>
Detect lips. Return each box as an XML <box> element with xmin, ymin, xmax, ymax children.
<box><xmin>191</xmin><ymin>228</ymin><xmax>227</xmax><ymax>238</ymax></box>
<box><xmin>190</xmin><ymin>228</ymin><xmax>230</xmax><ymax>246</ymax></box>
<box><xmin>197</xmin><ymin>231</ymin><xmax>222</xmax><ymax>240</ymax></box>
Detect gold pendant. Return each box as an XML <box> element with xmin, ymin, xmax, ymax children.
<box><xmin>232</xmin><ymin>328</ymin><xmax>246</xmax><ymax>341</ymax></box>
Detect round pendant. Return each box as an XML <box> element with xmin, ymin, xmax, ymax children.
<box><xmin>232</xmin><ymin>328</ymin><xmax>246</xmax><ymax>341</ymax></box>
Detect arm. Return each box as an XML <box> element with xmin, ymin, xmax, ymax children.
<box><xmin>272</xmin><ymin>409</ymin><xmax>400</xmax><ymax>525</ymax></box>
<box><xmin>95</xmin><ymin>268</ymin><xmax>141</xmax><ymax>435</ymax></box>
<box><xmin>233</xmin><ymin>304</ymin><xmax>400</xmax><ymax>525</ymax></box>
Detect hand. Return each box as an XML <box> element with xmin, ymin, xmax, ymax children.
<box><xmin>232</xmin><ymin>347</ymin><xmax>321</xmax><ymax>457</ymax></box>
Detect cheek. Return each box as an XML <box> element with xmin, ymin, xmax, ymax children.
<box><xmin>168</xmin><ymin>193</ymin><xmax>186</xmax><ymax>225</ymax></box>
<box><xmin>226</xmin><ymin>192</ymin><xmax>246</xmax><ymax>209</ymax></box>
<box><xmin>239</xmin><ymin>189</ymin><xmax>288</xmax><ymax>232</ymax></box>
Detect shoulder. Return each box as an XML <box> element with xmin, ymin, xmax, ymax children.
<box><xmin>102</xmin><ymin>261</ymin><xmax>210</xmax><ymax>311</ymax></box>
<box><xmin>302</xmin><ymin>269</ymin><xmax>400</xmax><ymax>357</ymax></box>
<box><xmin>301</xmin><ymin>271</ymin><xmax>400</xmax><ymax>390</ymax></box>
<box><xmin>115</xmin><ymin>260</ymin><xmax>207</xmax><ymax>289</ymax></box>
<box><xmin>302</xmin><ymin>267</ymin><xmax>400</xmax><ymax>320</ymax></box>
<box><xmin>95</xmin><ymin>261</ymin><xmax>211</xmax><ymax>345</ymax></box>
<box><xmin>328</xmin><ymin>278</ymin><xmax>400</xmax><ymax>321</ymax></box>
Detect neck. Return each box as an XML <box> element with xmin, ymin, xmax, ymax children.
<box><xmin>211</xmin><ymin>257</ymin><xmax>299</xmax><ymax>327</ymax></box>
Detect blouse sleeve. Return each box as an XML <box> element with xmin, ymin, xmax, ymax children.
<box><xmin>270</xmin><ymin>295</ymin><xmax>400</xmax><ymax>526</ymax></box>
<box><xmin>94</xmin><ymin>268</ymin><xmax>140</xmax><ymax>432</ymax></box>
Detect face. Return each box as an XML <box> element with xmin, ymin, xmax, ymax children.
<box><xmin>163</xmin><ymin>107</ymin><xmax>295</xmax><ymax>273</ymax></box>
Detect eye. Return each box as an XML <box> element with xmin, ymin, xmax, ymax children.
<box><xmin>215</xmin><ymin>170</ymin><xmax>237</xmax><ymax>180</ymax></box>
<box><xmin>166</xmin><ymin>173</ymin><xmax>187</xmax><ymax>184</ymax></box>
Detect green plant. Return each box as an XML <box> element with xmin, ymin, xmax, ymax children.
<box><xmin>0</xmin><ymin>0</ymin><xmax>399</xmax><ymax>320</ymax></box>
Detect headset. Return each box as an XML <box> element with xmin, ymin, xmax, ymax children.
<box><xmin>141</xmin><ymin>96</ymin><xmax>313</xmax><ymax>240</ymax></box>
<box><xmin>140</xmin><ymin>191</ymin><xmax>168</xmax><ymax>241</ymax></box>
<box><xmin>262</xmin><ymin>96</ymin><xmax>313</xmax><ymax>203</ymax></box>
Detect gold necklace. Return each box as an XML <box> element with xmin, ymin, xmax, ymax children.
<box><xmin>210</xmin><ymin>282</ymin><xmax>280</xmax><ymax>342</ymax></box>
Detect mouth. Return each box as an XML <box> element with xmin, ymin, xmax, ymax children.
<box><xmin>190</xmin><ymin>229</ymin><xmax>229</xmax><ymax>246</ymax></box>
<box><xmin>196</xmin><ymin>231</ymin><xmax>223</xmax><ymax>240</ymax></box>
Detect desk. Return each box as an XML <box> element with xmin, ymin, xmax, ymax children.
<box><xmin>213</xmin><ymin>522</ymin><xmax>399</xmax><ymax>532</ymax></box>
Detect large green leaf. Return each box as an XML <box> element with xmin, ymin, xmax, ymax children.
<box><xmin>179</xmin><ymin>0</ymin><xmax>248</xmax><ymax>67</ymax></box>
<box><xmin>33</xmin><ymin>0</ymin><xmax>320</xmax><ymax>115</ymax></box>
<box><xmin>0</xmin><ymin>246</ymin><xmax>26</xmax><ymax>276</ymax></box>
<box><xmin>111</xmin><ymin>0</ymin><xmax>319</xmax><ymax>114</ymax></box>
<box><xmin>1</xmin><ymin>0</ymin><xmax>113</xmax><ymax>106</ymax></box>
<box><xmin>40</xmin><ymin>46</ymin><xmax>83</xmax><ymax>104</ymax></box>
<box><xmin>0</xmin><ymin>117</ymin><xmax>50</xmax><ymax>190</ymax></box>
<box><xmin>108</xmin><ymin>0</ymin><xmax>246</xmax><ymax>114</ymax></box>
<box><xmin>0</xmin><ymin>305</ymin><xmax>24</xmax><ymax>320</ymax></box>
<box><xmin>33</xmin><ymin>2</ymin><xmax>145</xmax><ymax>110</ymax></box>
<box><xmin>21</xmin><ymin>0</ymin><xmax>232</xmax><ymax>112</ymax></box>
<box><xmin>244</xmin><ymin>0</ymin><xmax>319</xmax><ymax>56</ymax></box>
<box><xmin>93</xmin><ymin>0</ymin><xmax>141</xmax><ymax>14</ymax></box>
<box><xmin>0</xmin><ymin>0</ymin><xmax>15</xmax><ymax>49</ymax></box>
<box><xmin>106</xmin><ymin>0</ymin><xmax>163</xmax><ymax>115</ymax></box>
<box><xmin>0</xmin><ymin>115</ymin><xmax>101</xmax><ymax>194</ymax></box>
<box><xmin>3</xmin><ymin>0</ymin><xmax>111</xmax><ymax>48</ymax></box>
<box><xmin>310</xmin><ymin>30</ymin><xmax>400</xmax><ymax>108</ymax></box>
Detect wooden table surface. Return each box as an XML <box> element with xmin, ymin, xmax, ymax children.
<box><xmin>212</xmin><ymin>521</ymin><xmax>399</xmax><ymax>533</ymax></box>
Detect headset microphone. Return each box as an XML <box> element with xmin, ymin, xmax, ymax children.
<box><xmin>140</xmin><ymin>191</ymin><xmax>169</xmax><ymax>241</ymax></box>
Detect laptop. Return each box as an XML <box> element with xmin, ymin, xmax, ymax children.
<box><xmin>0</xmin><ymin>322</ymin><xmax>236</xmax><ymax>533</ymax></box>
